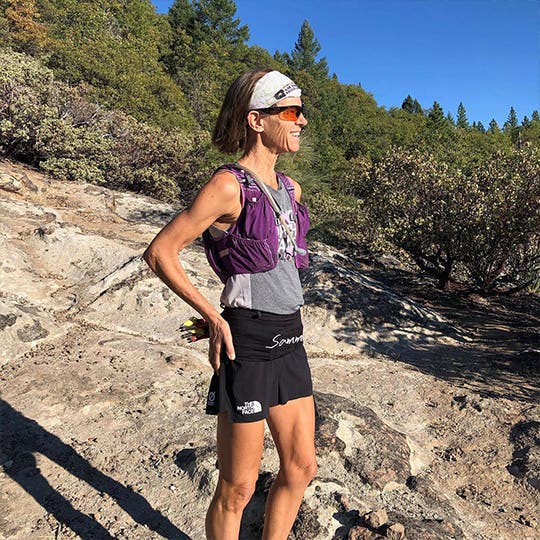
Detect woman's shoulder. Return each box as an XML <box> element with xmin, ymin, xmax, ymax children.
<box><xmin>191</xmin><ymin>167</ymin><xmax>242</xmax><ymax>214</ymax></box>
<box><xmin>214</xmin><ymin>163</ymin><xmax>245</xmax><ymax>179</ymax></box>
<box><xmin>207</xmin><ymin>166</ymin><xmax>242</xmax><ymax>197</ymax></box>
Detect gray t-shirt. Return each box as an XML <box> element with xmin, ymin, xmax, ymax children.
<box><xmin>210</xmin><ymin>179</ymin><xmax>304</xmax><ymax>314</ymax></box>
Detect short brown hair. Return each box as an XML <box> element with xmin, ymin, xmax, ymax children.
<box><xmin>212</xmin><ymin>68</ymin><xmax>272</xmax><ymax>154</ymax></box>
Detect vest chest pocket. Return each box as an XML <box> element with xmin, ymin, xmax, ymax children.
<box><xmin>240</xmin><ymin>192</ymin><xmax>278</xmax><ymax>243</ymax></box>
<box><xmin>219</xmin><ymin>233</ymin><xmax>278</xmax><ymax>276</ymax></box>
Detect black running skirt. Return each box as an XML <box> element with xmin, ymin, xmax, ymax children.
<box><xmin>205</xmin><ymin>307</ymin><xmax>312</xmax><ymax>423</ymax></box>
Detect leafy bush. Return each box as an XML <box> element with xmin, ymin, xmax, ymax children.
<box><xmin>459</xmin><ymin>147</ymin><xmax>540</xmax><ymax>292</ymax></box>
<box><xmin>0</xmin><ymin>48</ymin><xmax>212</xmax><ymax>202</ymax></box>
<box><xmin>306</xmin><ymin>191</ymin><xmax>370</xmax><ymax>249</ymax></box>
<box><xmin>0</xmin><ymin>48</ymin><xmax>57</xmax><ymax>159</ymax></box>
<box><xmin>36</xmin><ymin>118</ymin><xmax>114</xmax><ymax>184</ymax></box>
<box><xmin>354</xmin><ymin>146</ymin><xmax>540</xmax><ymax>292</ymax></box>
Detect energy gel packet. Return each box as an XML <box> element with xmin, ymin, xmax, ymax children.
<box><xmin>180</xmin><ymin>316</ymin><xmax>209</xmax><ymax>342</ymax></box>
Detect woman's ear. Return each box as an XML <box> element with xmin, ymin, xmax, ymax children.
<box><xmin>246</xmin><ymin>110</ymin><xmax>265</xmax><ymax>133</ymax></box>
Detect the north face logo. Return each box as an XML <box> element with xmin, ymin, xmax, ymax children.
<box><xmin>237</xmin><ymin>401</ymin><xmax>262</xmax><ymax>415</ymax></box>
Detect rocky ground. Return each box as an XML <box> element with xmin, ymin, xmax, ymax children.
<box><xmin>0</xmin><ymin>159</ymin><xmax>538</xmax><ymax>540</ymax></box>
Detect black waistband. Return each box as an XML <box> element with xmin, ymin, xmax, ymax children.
<box><xmin>221</xmin><ymin>306</ymin><xmax>301</xmax><ymax>322</ymax></box>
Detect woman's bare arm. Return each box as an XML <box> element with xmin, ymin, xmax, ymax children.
<box><xmin>143</xmin><ymin>171</ymin><xmax>241</xmax><ymax>370</ymax></box>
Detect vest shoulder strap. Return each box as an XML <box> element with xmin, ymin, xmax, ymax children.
<box><xmin>277</xmin><ymin>171</ymin><xmax>298</xmax><ymax>211</ymax></box>
<box><xmin>214</xmin><ymin>164</ymin><xmax>254</xmax><ymax>206</ymax></box>
<box><xmin>215</xmin><ymin>164</ymin><xmax>297</xmax><ymax>210</ymax></box>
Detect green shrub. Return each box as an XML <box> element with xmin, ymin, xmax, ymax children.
<box><xmin>354</xmin><ymin>146</ymin><xmax>540</xmax><ymax>292</ymax></box>
<box><xmin>459</xmin><ymin>146</ymin><xmax>540</xmax><ymax>292</ymax></box>
<box><xmin>0</xmin><ymin>48</ymin><xmax>213</xmax><ymax>203</ymax></box>
<box><xmin>306</xmin><ymin>191</ymin><xmax>370</xmax><ymax>248</ymax></box>
<box><xmin>110</xmin><ymin>117</ymin><xmax>212</xmax><ymax>201</ymax></box>
<box><xmin>0</xmin><ymin>48</ymin><xmax>57</xmax><ymax>160</ymax></box>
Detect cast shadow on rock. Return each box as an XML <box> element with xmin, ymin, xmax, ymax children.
<box><xmin>508</xmin><ymin>420</ymin><xmax>540</xmax><ymax>491</ymax></box>
<box><xmin>1</xmin><ymin>399</ymin><xmax>190</xmax><ymax>540</ymax></box>
<box><xmin>124</xmin><ymin>208</ymin><xmax>177</xmax><ymax>228</ymax></box>
<box><xmin>303</xmin><ymin>258</ymin><xmax>540</xmax><ymax>404</ymax></box>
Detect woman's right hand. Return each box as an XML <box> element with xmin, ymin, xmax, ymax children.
<box><xmin>208</xmin><ymin>315</ymin><xmax>235</xmax><ymax>372</ymax></box>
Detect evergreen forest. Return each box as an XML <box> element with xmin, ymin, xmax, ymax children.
<box><xmin>1</xmin><ymin>0</ymin><xmax>539</xmax><ymax>293</ymax></box>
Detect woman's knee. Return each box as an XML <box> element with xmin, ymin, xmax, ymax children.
<box><xmin>214</xmin><ymin>477</ymin><xmax>257</xmax><ymax>513</ymax></box>
<box><xmin>280</xmin><ymin>458</ymin><xmax>318</xmax><ymax>488</ymax></box>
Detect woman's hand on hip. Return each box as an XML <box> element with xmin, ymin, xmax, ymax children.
<box><xmin>208</xmin><ymin>316</ymin><xmax>235</xmax><ymax>372</ymax></box>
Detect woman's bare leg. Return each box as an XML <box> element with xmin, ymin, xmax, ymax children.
<box><xmin>205</xmin><ymin>412</ymin><xmax>265</xmax><ymax>540</ymax></box>
<box><xmin>262</xmin><ymin>396</ymin><xmax>317</xmax><ymax>540</ymax></box>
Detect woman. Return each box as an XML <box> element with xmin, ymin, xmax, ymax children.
<box><xmin>144</xmin><ymin>69</ymin><xmax>316</xmax><ymax>540</ymax></box>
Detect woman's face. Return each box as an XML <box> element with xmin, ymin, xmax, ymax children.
<box><xmin>259</xmin><ymin>97</ymin><xmax>308</xmax><ymax>154</ymax></box>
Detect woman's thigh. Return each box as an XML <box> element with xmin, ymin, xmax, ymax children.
<box><xmin>266</xmin><ymin>396</ymin><xmax>316</xmax><ymax>467</ymax></box>
<box><xmin>216</xmin><ymin>411</ymin><xmax>265</xmax><ymax>483</ymax></box>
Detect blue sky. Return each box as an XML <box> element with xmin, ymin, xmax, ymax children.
<box><xmin>151</xmin><ymin>0</ymin><xmax>539</xmax><ymax>127</ymax></box>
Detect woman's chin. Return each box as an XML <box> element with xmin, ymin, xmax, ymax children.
<box><xmin>287</xmin><ymin>142</ymin><xmax>301</xmax><ymax>153</ymax></box>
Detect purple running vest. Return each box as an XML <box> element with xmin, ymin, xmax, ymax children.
<box><xmin>202</xmin><ymin>164</ymin><xmax>310</xmax><ymax>284</ymax></box>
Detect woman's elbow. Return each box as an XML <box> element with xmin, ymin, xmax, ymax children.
<box><xmin>143</xmin><ymin>239</ymin><xmax>183</xmax><ymax>274</ymax></box>
<box><xmin>143</xmin><ymin>245</ymin><xmax>159</xmax><ymax>272</ymax></box>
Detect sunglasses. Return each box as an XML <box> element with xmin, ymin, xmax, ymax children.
<box><xmin>254</xmin><ymin>105</ymin><xmax>305</xmax><ymax>121</ymax></box>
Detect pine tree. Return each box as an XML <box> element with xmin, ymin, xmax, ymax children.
<box><xmin>164</xmin><ymin>0</ymin><xmax>258</xmax><ymax>129</ymax></box>
<box><xmin>289</xmin><ymin>20</ymin><xmax>328</xmax><ymax>78</ymax></box>
<box><xmin>191</xmin><ymin>0</ymin><xmax>249</xmax><ymax>45</ymax></box>
<box><xmin>476</xmin><ymin>121</ymin><xmax>486</xmax><ymax>133</ymax></box>
<box><xmin>456</xmin><ymin>102</ymin><xmax>469</xmax><ymax>129</ymax></box>
<box><xmin>522</xmin><ymin>116</ymin><xmax>531</xmax><ymax>128</ymax></box>
<box><xmin>446</xmin><ymin>112</ymin><xmax>455</xmax><ymax>126</ymax></box>
<box><xmin>273</xmin><ymin>50</ymin><xmax>290</xmax><ymax>65</ymax></box>
<box><xmin>167</xmin><ymin>0</ymin><xmax>248</xmax><ymax>60</ymax></box>
<box><xmin>504</xmin><ymin>106</ymin><xmax>518</xmax><ymax>130</ymax></box>
<box><xmin>532</xmin><ymin>110</ymin><xmax>540</xmax><ymax>122</ymax></box>
<box><xmin>412</xmin><ymin>98</ymin><xmax>423</xmax><ymax>114</ymax></box>
<box><xmin>168</xmin><ymin>0</ymin><xmax>194</xmax><ymax>30</ymax></box>
<box><xmin>167</xmin><ymin>0</ymin><xmax>195</xmax><ymax>34</ymax></box>
<box><xmin>165</xmin><ymin>0</ymin><xmax>196</xmax><ymax>74</ymax></box>
<box><xmin>488</xmin><ymin>119</ymin><xmax>500</xmax><ymax>134</ymax></box>
<box><xmin>401</xmin><ymin>95</ymin><xmax>423</xmax><ymax>114</ymax></box>
<box><xmin>428</xmin><ymin>101</ymin><xmax>446</xmax><ymax>129</ymax></box>
<box><xmin>503</xmin><ymin>106</ymin><xmax>520</xmax><ymax>144</ymax></box>
<box><xmin>401</xmin><ymin>95</ymin><xmax>415</xmax><ymax>113</ymax></box>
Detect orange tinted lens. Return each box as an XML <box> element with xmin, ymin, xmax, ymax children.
<box><xmin>278</xmin><ymin>106</ymin><xmax>302</xmax><ymax>121</ymax></box>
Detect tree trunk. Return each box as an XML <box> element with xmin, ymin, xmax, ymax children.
<box><xmin>437</xmin><ymin>257</ymin><xmax>453</xmax><ymax>290</ymax></box>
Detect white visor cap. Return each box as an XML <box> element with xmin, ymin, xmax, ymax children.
<box><xmin>249</xmin><ymin>71</ymin><xmax>302</xmax><ymax>109</ymax></box>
